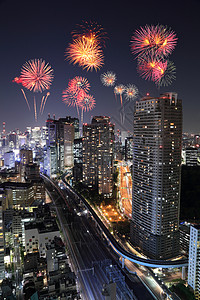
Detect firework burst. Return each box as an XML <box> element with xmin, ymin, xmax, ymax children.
<box><xmin>114</xmin><ymin>84</ymin><xmax>125</xmax><ymax>106</ymax></box>
<box><xmin>19</xmin><ymin>59</ymin><xmax>54</xmax><ymax>92</ymax></box>
<box><xmin>137</xmin><ymin>55</ymin><xmax>166</xmax><ymax>82</ymax></box>
<box><xmin>101</xmin><ymin>71</ymin><xmax>116</xmax><ymax>86</ymax></box>
<box><xmin>155</xmin><ymin>60</ymin><xmax>176</xmax><ymax>87</ymax></box>
<box><xmin>66</xmin><ymin>36</ymin><xmax>104</xmax><ymax>71</ymax></box>
<box><xmin>71</xmin><ymin>20</ymin><xmax>107</xmax><ymax>46</ymax></box>
<box><xmin>125</xmin><ymin>84</ymin><xmax>139</xmax><ymax>101</ymax></box>
<box><xmin>68</xmin><ymin>76</ymin><xmax>90</xmax><ymax>94</ymax></box>
<box><xmin>77</xmin><ymin>94</ymin><xmax>96</xmax><ymax>112</ymax></box>
<box><xmin>130</xmin><ymin>24</ymin><xmax>177</xmax><ymax>59</ymax></box>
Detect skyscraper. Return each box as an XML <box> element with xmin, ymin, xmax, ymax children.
<box><xmin>188</xmin><ymin>225</ymin><xmax>200</xmax><ymax>299</ymax></box>
<box><xmin>46</xmin><ymin>116</ymin><xmax>75</xmax><ymax>177</ymax></box>
<box><xmin>82</xmin><ymin>116</ymin><xmax>114</xmax><ymax>197</ymax></box>
<box><xmin>131</xmin><ymin>92</ymin><xmax>182</xmax><ymax>259</ymax></box>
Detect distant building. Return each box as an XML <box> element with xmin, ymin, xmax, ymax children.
<box><xmin>185</xmin><ymin>147</ymin><xmax>198</xmax><ymax>166</ymax></box>
<box><xmin>20</xmin><ymin>149</ymin><xmax>33</xmax><ymax>181</ymax></box>
<box><xmin>73</xmin><ymin>138</ymin><xmax>83</xmax><ymax>182</ymax></box>
<box><xmin>82</xmin><ymin>116</ymin><xmax>114</xmax><ymax>197</ymax></box>
<box><xmin>125</xmin><ymin>136</ymin><xmax>133</xmax><ymax>162</ymax></box>
<box><xmin>188</xmin><ymin>225</ymin><xmax>200</xmax><ymax>299</ymax></box>
<box><xmin>131</xmin><ymin>93</ymin><xmax>182</xmax><ymax>259</ymax></box>
<box><xmin>46</xmin><ymin>116</ymin><xmax>75</xmax><ymax>177</ymax></box>
<box><xmin>179</xmin><ymin>223</ymin><xmax>190</xmax><ymax>254</ymax></box>
<box><xmin>0</xmin><ymin>193</ymin><xmax>5</xmax><ymax>279</ymax></box>
<box><xmin>0</xmin><ymin>182</ymin><xmax>34</xmax><ymax>209</ymax></box>
<box><xmin>4</xmin><ymin>151</ymin><xmax>15</xmax><ymax>168</ymax></box>
<box><xmin>24</xmin><ymin>218</ymin><xmax>60</xmax><ymax>257</ymax></box>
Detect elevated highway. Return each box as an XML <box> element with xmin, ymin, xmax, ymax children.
<box><xmin>41</xmin><ymin>173</ymin><xmax>188</xmax><ymax>269</ymax></box>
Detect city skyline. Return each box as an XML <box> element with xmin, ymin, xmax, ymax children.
<box><xmin>0</xmin><ymin>0</ymin><xmax>200</xmax><ymax>133</ymax></box>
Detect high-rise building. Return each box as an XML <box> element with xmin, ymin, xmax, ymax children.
<box><xmin>0</xmin><ymin>192</ymin><xmax>5</xmax><ymax>279</ymax></box>
<box><xmin>188</xmin><ymin>225</ymin><xmax>200</xmax><ymax>299</ymax></box>
<box><xmin>46</xmin><ymin>116</ymin><xmax>75</xmax><ymax>177</ymax></box>
<box><xmin>73</xmin><ymin>138</ymin><xmax>83</xmax><ymax>182</ymax></box>
<box><xmin>131</xmin><ymin>92</ymin><xmax>182</xmax><ymax>259</ymax></box>
<box><xmin>125</xmin><ymin>136</ymin><xmax>133</xmax><ymax>162</ymax></box>
<box><xmin>185</xmin><ymin>147</ymin><xmax>198</xmax><ymax>166</ymax></box>
<box><xmin>82</xmin><ymin>116</ymin><xmax>114</xmax><ymax>197</ymax></box>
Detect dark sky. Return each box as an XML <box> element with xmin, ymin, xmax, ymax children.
<box><xmin>0</xmin><ymin>0</ymin><xmax>200</xmax><ymax>133</ymax></box>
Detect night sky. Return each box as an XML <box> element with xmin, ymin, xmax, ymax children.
<box><xmin>0</xmin><ymin>0</ymin><xmax>200</xmax><ymax>133</ymax></box>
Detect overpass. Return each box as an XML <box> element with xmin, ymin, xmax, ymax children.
<box><xmin>41</xmin><ymin>173</ymin><xmax>188</xmax><ymax>269</ymax></box>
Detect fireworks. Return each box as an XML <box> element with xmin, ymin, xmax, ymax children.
<box><xmin>130</xmin><ymin>24</ymin><xmax>177</xmax><ymax>86</ymax></box>
<box><xmin>62</xmin><ymin>76</ymin><xmax>95</xmax><ymax>120</ymax></box>
<box><xmin>20</xmin><ymin>59</ymin><xmax>54</xmax><ymax>92</ymax></box>
<box><xmin>130</xmin><ymin>24</ymin><xmax>177</xmax><ymax>58</ymax></box>
<box><xmin>101</xmin><ymin>71</ymin><xmax>116</xmax><ymax>86</ymax></box>
<box><xmin>71</xmin><ymin>21</ymin><xmax>107</xmax><ymax>46</ymax></box>
<box><xmin>68</xmin><ymin>76</ymin><xmax>90</xmax><ymax>94</ymax></box>
<box><xmin>125</xmin><ymin>84</ymin><xmax>139</xmax><ymax>101</ymax></box>
<box><xmin>77</xmin><ymin>94</ymin><xmax>96</xmax><ymax>112</ymax></box>
<box><xmin>155</xmin><ymin>60</ymin><xmax>176</xmax><ymax>87</ymax></box>
<box><xmin>65</xmin><ymin>21</ymin><xmax>107</xmax><ymax>71</ymax></box>
<box><xmin>114</xmin><ymin>84</ymin><xmax>125</xmax><ymax>95</ymax></box>
<box><xmin>66</xmin><ymin>36</ymin><xmax>104</xmax><ymax>71</ymax></box>
<box><xmin>14</xmin><ymin>59</ymin><xmax>53</xmax><ymax>121</ymax></box>
<box><xmin>114</xmin><ymin>84</ymin><xmax>125</xmax><ymax>106</ymax></box>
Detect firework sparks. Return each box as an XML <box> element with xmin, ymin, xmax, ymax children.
<box><xmin>101</xmin><ymin>71</ymin><xmax>116</xmax><ymax>86</ymax></box>
<box><xmin>71</xmin><ymin>20</ymin><xmax>107</xmax><ymax>47</ymax></box>
<box><xmin>130</xmin><ymin>24</ymin><xmax>177</xmax><ymax>58</ymax></box>
<box><xmin>20</xmin><ymin>59</ymin><xmax>54</xmax><ymax>92</ymax></box>
<box><xmin>21</xmin><ymin>89</ymin><xmax>31</xmax><ymax>111</ymax></box>
<box><xmin>137</xmin><ymin>55</ymin><xmax>165</xmax><ymax>82</ymax></box>
<box><xmin>41</xmin><ymin>92</ymin><xmax>50</xmax><ymax>115</ymax></box>
<box><xmin>66</xmin><ymin>36</ymin><xmax>104</xmax><ymax>71</ymax></box>
<box><xmin>155</xmin><ymin>60</ymin><xmax>176</xmax><ymax>87</ymax></box>
<box><xmin>34</xmin><ymin>96</ymin><xmax>37</xmax><ymax>122</ymax></box>
<box><xmin>77</xmin><ymin>94</ymin><xmax>95</xmax><ymax>112</ymax></box>
<box><xmin>125</xmin><ymin>84</ymin><xmax>139</xmax><ymax>101</ymax></box>
<box><xmin>114</xmin><ymin>84</ymin><xmax>125</xmax><ymax>106</ymax></box>
<box><xmin>68</xmin><ymin>76</ymin><xmax>90</xmax><ymax>94</ymax></box>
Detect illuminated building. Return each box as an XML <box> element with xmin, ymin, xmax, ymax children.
<box><xmin>4</xmin><ymin>151</ymin><xmax>15</xmax><ymax>169</ymax></box>
<box><xmin>185</xmin><ymin>147</ymin><xmax>198</xmax><ymax>166</ymax></box>
<box><xmin>0</xmin><ymin>193</ymin><xmax>5</xmax><ymax>279</ymax></box>
<box><xmin>82</xmin><ymin>116</ymin><xmax>114</xmax><ymax>197</ymax></box>
<box><xmin>188</xmin><ymin>225</ymin><xmax>200</xmax><ymax>299</ymax></box>
<box><xmin>20</xmin><ymin>149</ymin><xmax>33</xmax><ymax>181</ymax></box>
<box><xmin>131</xmin><ymin>92</ymin><xmax>182</xmax><ymax>259</ymax></box>
<box><xmin>125</xmin><ymin>136</ymin><xmax>133</xmax><ymax>162</ymax></box>
<box><xmin>46</xmin><ymin>116</ymin><xmax>75</xmax><ymax>177</ymax></box>
<box><xmin>73</xmin><ymin>138</ymin><xmax>83</xmax><ymax>182</ymax></box>
<box><xmin>0</xmin><ymin>182</ymin><xmax>34</xmax><ymax>209</ymax></box>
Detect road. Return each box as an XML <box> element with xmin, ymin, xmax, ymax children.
<box><xmin>43</xmin><ymin>175</ymin><xmax>155</xmax><ymax>300</ymax></box>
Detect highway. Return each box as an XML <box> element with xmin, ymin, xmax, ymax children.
<box><xmin>43</xmin><ymin>174</ymin><xmax>155</xmax><ymax>300</ymax></box>
<box><xmin>58</xmin><ymin>176</ymin><xmax>188</xmax><ymax>269</ymax></box>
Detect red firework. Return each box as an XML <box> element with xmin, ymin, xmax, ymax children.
<box><xmin>71</xmin><ymin>20</ymin><xmax>107</xmax><ymax>46</ymax></box>
<box><xmin>77</xmin><ymin>94</ymin><xmax>95</xmax><ymax>112</ymax></box>
<box><xmin>131</xmin><ymin>24</ymin><xmax>177</xmax><ymax>58</ymax></box>
<box><xmin>19</xmin><ymin>59</ymin><xmax>54</xmax><ymax>93</ymax></box>
<box><xmin>137</xmin><ymin>55</ymin><xmax>167</xmax><ymax>82</ymax></box>
<box><xmin>68</xmin><ymin>76</ymin><xmax>90</xmax><ymax>94</ymax></box>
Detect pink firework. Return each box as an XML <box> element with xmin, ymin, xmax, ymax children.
<box><xmin>68</xmin><ymin>76</ymin><xmax>90</xmax><ymax>94</ymax></box>
<box><xmin>130</xmin><ymin>24</ymin><xmax>177</xmax><ymax>58</ymax></box>
<box><xmin>77</xmin><ymin>94</ymin><xmax>95</xmax><ymax>112</ymax></box>
<box><xmin>137</xmin><ymin>55</ymin><xmax>167</xmax><ymax>82</ymax></box>
<box><xmin>19</xmin><ymin>59</ymin><xmax>54</xmax><ymax>92</ymax></box>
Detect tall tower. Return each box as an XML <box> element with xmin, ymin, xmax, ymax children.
<box><xmin>82</xmin><ymin>116</ymin><xmax>114</xmax><ymax>198</ymax></box>
<box><xmin>131</xmin><ymin>92</ymin><xmax>182</xmax><ymax>259</ymax></box>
